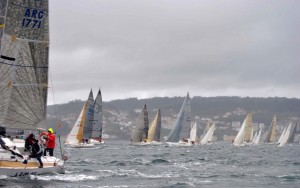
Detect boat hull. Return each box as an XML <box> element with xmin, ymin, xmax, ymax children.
<box><xmin>0</xmin><ymin>163</ymin><xmax>65</xmax><ymax>177</ymax></box>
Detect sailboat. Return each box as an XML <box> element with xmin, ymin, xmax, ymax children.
<box><xmin>264</xmin><ymin>115</ymin><xmax>277</xmax><ymax>143</ymax></box>
<box><xmin>232</xmin><ymin>113</ymin><xmax>253</xmax><ymax>146</ymax></box>
<box><xmin>200</xmin><ymin>122</ymin><xmax>215</xmax><ymax>145</ymax></box>
<box><xmin>146</xmin><ymin>109</ymin><xmax>162</xmax><ymax>145</ymax></box>
<box><xmin>130</xmin><ymin>104</ymin><xmax>149</xmax><ymax>145</ymax></box>
<box><xmin>65</xmin><ymin>90</ymin><xmax>95</xmax><ymax>148</ymax></box>
<box><xmin>0</xmin><ymin>0</ymin><xmax>67</xmax><ymax>176</ymax></box>
<box><xmin>252</xmin><ymin>127</ymin><xmax>262</xmax><ymax>145</ymax></box>
<box><xmin>165</xmin><ymin>92</ymin><xmax>194</xmax><ymax>146</ymax></box>
<box><xmin>278</xmin><ymin>123</ymin><xmax>292</xmax><ymax>147</ymax></box>
<box><xmin>90</xmin><ymin>89</ymin><xmax>104</xmax><ymax>144</ymax></box>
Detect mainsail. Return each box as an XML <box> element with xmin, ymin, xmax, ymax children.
<box><xmin>233</xmin><ymin>113</ymin><xmax>251</xmax><ymax>146</ymax></box>
<box><xmin>147</xmin><ymin>109</ymin><xmax>161</xmax><ymax>142</ymax></box>
<box><xmin>131</xmin><ymin>104</ymin><xmax>149</xmax><ymax>142</ymax></box>
<box><xmin>189</xmin><ymin>122</ymin><xmax>197</xmax><ymax>142</ymax></box>
<box><xmin>91</xmin><ymin>89</ymin><xmax>102</xmax><ymax>139</ymax></box>
<box><xmin>264</xmin><ymin>115</ymin><xmax>277</xmax><ymax>143</ymax></box>
<box><xmin>0</xmin><ymin>0</ymin><xmax>49</xmax><ymax>130</ymax></box>
<box><xmin>201</xmin><ymin>122</ymin><xmax>215</xmax><ymax>144</ymax></box>
<box><xmin>244</xmin><ymin>112</ymin><xmax>253</xmax><ymax>142</ymax></box>
<box><xmin>82</xmin><ymin>90</ymin><xmax>94</xmax><ymax>139</ymax></box>
<box><xmin>166</xmin><ymin>92</ymin><xmax>191</xmax><ymax>142</ymax></box>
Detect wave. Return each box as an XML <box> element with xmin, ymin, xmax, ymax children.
<box><xmin>30</xmin><ymin>174</ymin><xmax>98</xmax><ymax>181</ymax></box>
<box><xmin>150</xmin><ymin>159</ymin><xmax>170</xmax><ymax>164</ymax></box>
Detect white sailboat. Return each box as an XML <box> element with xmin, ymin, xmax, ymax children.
<box><xmin>146</xmin><ymin>109</ymin><xmax>162</xmax><ymax>145</ymax></box>
<box><xmin>130</xmin><ymin>104</ymin><xmax>149</xmax><ymax>145</ymax></box>
<box><xmin>165</xmin><ymin>92</ymin><xmax>194</xmax><ymax>146</ymax></box>
<box><xmin>278</xmin><ymin>123</ymin><xmax>292</xmax><ymax>147</ymax></box>
<box><xmin>252</xmin><ymin>128</ymin><xmax>262</xmax><ymax>145</ymax></box>
<box><xmin>277</xmin><ymin>126</ymin><xmax>287</xmax><ymax>144</ymax></box>
<box><xmin>232</xmin><ymin>113</ymin><xmax>252</xmax><ymax>146</ymax></box>
<box><xmin>90</xmin><ymin>89</ymin><xmax>104</xmax><ymax>145</ymax></box>
<box><xmin>65</xmin><ymin>90</ymin><xmax>95</xmax><ymax>148</ymax></box>
<box><xmin>200</xmin><ymin>122</ymin><xmax>215</xmax><ymax>145</ymax></box>
<box><xmin>0</xmin><ymin>0</ymin><xmax>67</xmax><ymax>176</ymax></box>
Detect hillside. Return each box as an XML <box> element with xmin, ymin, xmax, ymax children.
<box><xmin>46</xmin><ymin>96</ymin><xmax>300</xmax><ymax>141</ymax></box>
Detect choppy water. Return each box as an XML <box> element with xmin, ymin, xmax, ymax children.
<box><xmin>1</xmin><ymin>141</ymin><xmax>300</xmax><ymax>188</ymax></box>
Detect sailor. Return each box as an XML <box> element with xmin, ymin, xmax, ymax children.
<box><xmin>40</xmin><ymin>128</ymin><xmax>56</xmax><ymax>156</ymax></box>
<box><xmin>24</xmin><ymin>133</ymin><xmax>35</xmax><ymax>152</ymax></box>
<box><xmin>27</xmin><ymin>138</ymin><xmax>43</xmax><ymax>168</ymax></box>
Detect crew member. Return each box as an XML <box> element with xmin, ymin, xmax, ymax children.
<box><xmin>41</xmin><ymin>128</ymin><xmax>56</xmax><ymax>156</ymax></box>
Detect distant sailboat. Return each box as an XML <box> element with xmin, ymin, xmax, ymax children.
<box><xmin>278</xmin><ymin>123</ymin><xmax>292</xmax><ymax>147</ymax></box>
<box><xmin>277</xmin><ymin>126</ymin><xmax>287</xmax><ymax>144</ymax></box>
<box><xmin>264</xmin><ymin>115</ymin><xmax>277</xmax><ymax>143</ymax></box>
<box><xmin>201</xmin><ymin>122</ymin><xmax>215</xmax><ymax>145</ymax></box>
<box><xmin>65</xmin><ymin>90</ymin><xmax>95</xmax><ymax>148</ymax></box>
<box><xmin>130</xmin><ymin>104</ymin><xmax>149</xmax><ymax>145</ymax></box>
<box><xmin>252</xmin><ymin>127</ymin><xmax>262</xmax><ymax>145</ymax></box>
<box><xmin>166</xmin><ymin>92</ymin><xmax>194</xmax><ymax>146</ymax></box>
<box><xmin>233</xmin><ymin>113</ymin><xmax>252</xmax><ymax>146</ymax></box>
<box><xmin>90</xmin><ymin>89</ymin><xmax>104</xmax><ymax>144</ymax></box>
<box><xmin>146</xmin><ymin>109</ymin><xmax>162</xmax><ymax>144</ymax></box>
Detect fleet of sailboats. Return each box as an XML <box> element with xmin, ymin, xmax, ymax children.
<box><xmin>65</xmin><ymin>89</ymin><xmax>105</xmax><ymax>148</ymax></box>
<box><xmin>0</xmin><ymin>0</ymin><xmax>67</xmax><ymax>176</ymax></box>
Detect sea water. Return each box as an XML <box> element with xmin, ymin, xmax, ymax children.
<box><xmin>1</xmin><ymin>140</ymin><xmax>299</xmax><ymax>188</ymax></box>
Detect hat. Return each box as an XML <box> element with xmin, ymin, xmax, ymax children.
<box><xmin>48</xmin><ymin>128</ymin><xmax>54</xmax><ymax>133</ymax></box>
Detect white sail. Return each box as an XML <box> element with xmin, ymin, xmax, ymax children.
<box><xmin>189</xmin><ymin>123</ymin><xmax>197</xmax><ymax>142</ymax></box>
<box><xmin>278</xmin><ymin>123</ymin><xmax>292</xmax><ymax>147</ymax></box>
<box><xmin>277</xmin><ymin>126</ymin><xmax>287</xmax><ymax>144</ymax></box>
<box><xmin>233</xmin><ymin>114</ymin><xmax>249</xmax><ymax>146</ymax></box>
<box><xmin>201</xmin><ymin>123</ymin><xmax>215</xmax><ymax>144</ymax></box>
<box><xmin>252</xmin><ymin>128</ymin><xmax>262</xmax><ymax>144</ymax></box>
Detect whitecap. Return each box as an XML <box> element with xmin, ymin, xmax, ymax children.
<box><xmin>30</xmin><ymin>174</ymin><xmax>98</xmax><ymax>181</ymax></box>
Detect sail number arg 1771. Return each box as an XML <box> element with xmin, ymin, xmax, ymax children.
<box><xmin>22</xmin><ymin>8</ymin><xmax>44</xmax><ymax>28</ymax></box>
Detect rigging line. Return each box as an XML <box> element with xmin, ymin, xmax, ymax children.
<box><xmin>49</xmin><ymin>69</ymin><xmax>60</xmax><ymax>128</ymax></box>
<box><xmin>0</xmin><ymin>61</ymin><xmax>48</xmax><ymax>68</ymax></box>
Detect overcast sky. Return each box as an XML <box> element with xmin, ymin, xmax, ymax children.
<box><xmin>48</xmin><ymin>0</ymin><xmax>300</xmax><ymax>104</ymax></box>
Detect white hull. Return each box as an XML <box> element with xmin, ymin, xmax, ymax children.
<box><xmin>90</xmin><ymin>139</ymin><xmax>105</xmax><ymax>145</ymax></box>
<box><xmin>0</xmin><ymin>161</ymin><xmax>65</xmax><ymax>177</ymax></box>
<box><xmin>0</xmin><ymin>138</ymin><xmax>66</xmax><ymax>177</ymax></box>
<box><xmin>66</xmin><ymin>143</ymin><xmax>95</xmax><ymax>148</ymax></box>
<box><xmin>165</xmin><ymin>141</ymin><xmax>194</xmax><ymax>147</ymax></box>
<box><xmin>130</xmin><ymin>142</ymin><xmax>151</xmax><ymax>146</ymax></box>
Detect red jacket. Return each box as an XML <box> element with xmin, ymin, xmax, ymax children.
<box><xmin>41</xmin><ymin>132</ymin><xmax>56</xmax><ymax>149</ymax></box>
